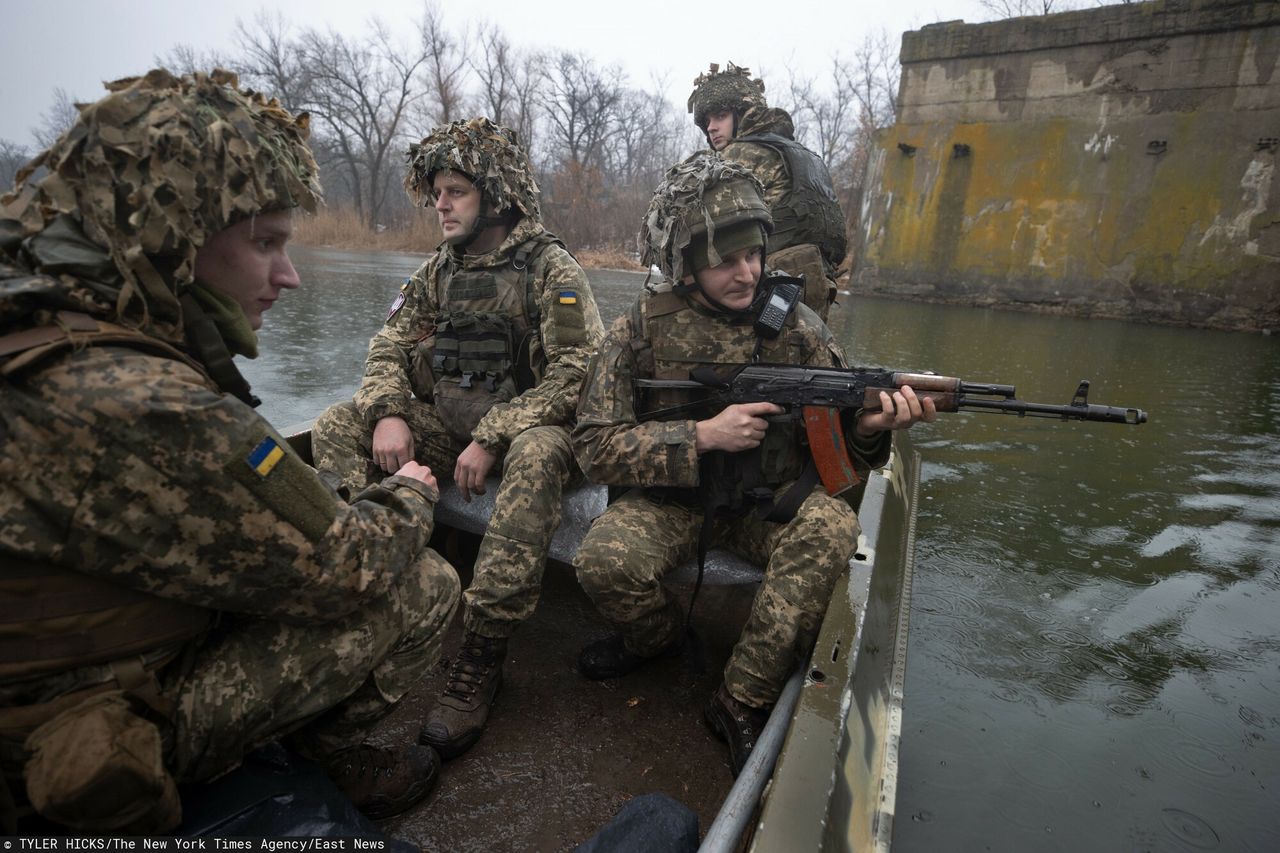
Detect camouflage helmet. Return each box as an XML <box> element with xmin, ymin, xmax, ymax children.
<box><xmin>1</xmin><ymin>68</ymin><xmax>321</xmax><ymax>341</ymax></box>
<box><xmin>640</xmin><ymin>151</ymin><xmax>772</xmax><ymax>284</ymax></box>
<box><xmin>404</xmin><ymin>117</ymin><xmax>541</xmax><ymax>221</ymax></box>
<box><xmin>687</xmin><ymin>62</ymin><xmax>767</xmax><ymax>130</ymax></box>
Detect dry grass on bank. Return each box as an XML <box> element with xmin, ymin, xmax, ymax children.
<box><xmin>293</xmin><ymin>207</ymin><xmax>440</xmax><ymax>254</ymax></box>
<box><xmin>574</xmin><ymin>246</ymin><xmax>644</xmax><ymax>271</ymax></box>
<box><xmin>294</xmin><ymin>206</ymin><xmax>643</xmax><ymax>270</ymax></box>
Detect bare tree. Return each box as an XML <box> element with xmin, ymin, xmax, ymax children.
<box><xmin>786</xmin><ymin>63</ymin><xmax>857</xmax><ymax>167</ymax></box>
<box><xmin>31</xmin><ymin>88</ymin><xmax>81</xmax><ymax>149</ymax></box>
<box><xmin>541</xmin><ymin>52</ymin><xmax>624</xmax><ymax>170</ymax></box>
<box><xmin>1</xmin><ymin>138</ymin><xmax>31</xmax><ymax>192</ymax></box>
<box><xmin>978</xmin><ymin>0</ymin><xmax>1085</xmax><ymax>17</ymax></box>
<box><xmin>418</xmin><ymin>2</ymin><xmax>469</xmax><ymax>127</ymax></box>
<box><xmin>299</xmin><ymin>22</ymin><xmax>428</xmax><ymax>228</ymax></box>
<box><xmin>154</xmin><ymin>43</ymin><xmax>237</xmax><ymax>77</ymax></box>
<box><xmin>234</xmin><ymin>11</ymin><xmax>310</xmax><ymax>113</ymax></box>
<box><xmin>469</xmin><ymin>21</ymin><xmax>544</xmax><ymax>154</ymax></box>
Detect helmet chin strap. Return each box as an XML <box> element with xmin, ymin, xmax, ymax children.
<box><xmin>456</xmin><ymin>209</ymin><xmax>516</xmax><ymax>251</ymax></box>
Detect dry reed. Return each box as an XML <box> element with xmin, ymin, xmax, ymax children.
<box><xmin>294</xmin><ymin>206</ymin><xmax>644</xmax><ymax>271</ymax></box>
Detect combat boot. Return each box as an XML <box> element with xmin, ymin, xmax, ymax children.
<box><xmin>419</xmin><ymin>631</ymin><xmax>507</xmax><ymax>759</ymax></box>
<box><xmin>324</xmin><ymin>742</ymin><xmax>440</xmax><ymax>819</ymax></box>
<box><xmin>704</xmin><ymin>683</ymin><xmax>772</xmax><ymax>777</ymax></box>
<box><xmin>577</xmin><ymin>631</ymin><xmax>685</xmax><ymax>680</ymax></box>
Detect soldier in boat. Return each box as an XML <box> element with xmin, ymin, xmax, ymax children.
<box><xmin>570</xmin><ymin>152</ymin><xmax>934</xmax><ymax>775</ymax></box>
<box><xmin>0</xmin><ymin>70</ymin><xmax>459</xmax><ymax>831</ymax></box>
<box><xmin>688</xmin><ymin>62</ymin><xmax>848</xmax><ymax>321</ymax></box>
<box><xmin>312</xmin><ymin>117</ymin><xmax>604</xmax><ymax>762</ymax></box>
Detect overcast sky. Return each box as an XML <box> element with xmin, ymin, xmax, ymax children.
<box><xmin>0</xmin><ymin>0</ymin><xmax>997</xmax><ymax>147</ymax></box>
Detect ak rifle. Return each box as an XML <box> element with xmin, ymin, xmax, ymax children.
<box><xmin>636</xmin><ymin>363</ymin><xmax>1148</xmax><ymax>497</ymax></box>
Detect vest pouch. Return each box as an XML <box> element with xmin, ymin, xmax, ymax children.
<box><xmin>410</xmin><ymin>336</ymin><xmax>437</xmax><ymax>401</ymax></box>
<box><xmin>23</xmin><ymin>690</ymin><xmax>180</xmax><ymax>834</ymax></box>
<box><xmin>769</xmin><ymin>243</ymin><xmax>834</xmax><ymax>314</ymax></box>
<box><xmin>434</xmin><ymin>374</ymin><xmax>517</xmax><ymax>443</ymax></box>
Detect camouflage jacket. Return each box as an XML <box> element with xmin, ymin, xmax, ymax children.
<box><xmin>353</xmin><ymin>218</ymin><xmax>603</xmax><ymax>456</ymax></box>
<box><xmin>0</xmin><ymin>291</ymin><xmax>442</xmax><ymax>699</ymax></box>
<box><xmin>723</xmin><ymin>107</ymin><xmax>847</xmax><ymax>270</ymax></box>
<box><xmin>573</xmin><ymin>280</ymin><xmax>890</xmax><ymax>489</ymax></box>
<box><xmin>721</xmin><ymin>107</ymin><xmax>797</xmax><ymax>213</ymax></box>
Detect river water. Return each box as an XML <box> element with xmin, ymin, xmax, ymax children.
<box><xmin>243</xmin><ymin>246</ymin><xmax>1280</xmax><ymax>852</ymax></box>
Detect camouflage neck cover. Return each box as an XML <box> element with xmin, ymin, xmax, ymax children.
<box><xmin>687</xmin><ymin>62</ymin><xmax>767</xmax><ymax>130</ymax></box>
<box><xmin>1</xmin><ymin>69</ymin><xmax>321</xmax><ymax>344</ymax></box>
<box><xmin>405</xmin><ymin>117</ymin><xmax>541</xmax><ymax>222</ymax></box>
<box><xmin>640</xmin><ymin>151</ymin><xmax>772</xmax><ymax>284</ymax></box>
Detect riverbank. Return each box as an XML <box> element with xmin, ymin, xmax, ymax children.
<box><xmin>293</xmin><ymin>207</ymin><xmax>643</xmax><ymax>271</ymax></box>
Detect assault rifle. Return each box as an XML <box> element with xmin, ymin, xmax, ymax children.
<box><xmin>635</xmin><ymin>364</ymin><xmax>1147</xmax><ymax>497</ymax></box>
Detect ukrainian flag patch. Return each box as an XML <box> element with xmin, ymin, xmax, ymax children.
<box><xmin>247</xmin><ymin>436</ymin><xmax>285</xmax><ymax>477</ymax></box>
<box><xmin>558</xmin><ymin>290</ymin><xmax>578</xmax><ymax>305</ymax></box>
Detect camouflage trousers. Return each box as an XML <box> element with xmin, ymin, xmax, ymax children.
<box><xmin>574</xmin><ymin>485</ymin><xmax>859</xmax><ymax>709</ymax></box>
<box><xmin>312</xmin><ymin>400</ymin><xmax>576</xmax><ymax>639</ymax></box>
<box><xmin>770</xmin><ymin>242</ymin><xmax>837</xmax><ymax>321</ymax></box>
<box><xmin>165</xmin><ymin>546</ymin><xmax>459</xmax><ymax>781</ymax></box>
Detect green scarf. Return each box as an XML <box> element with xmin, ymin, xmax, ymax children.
<box><xmin>187</xmin><ymin>282</ymin><xmax>259</xmax><ymax>359</ymax></box>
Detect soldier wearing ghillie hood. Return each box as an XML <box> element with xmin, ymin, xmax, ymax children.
<box><xmin>570</xmin><ymin>152</ymin><xmax>934</xmax><ymax>776</ymax></box>
<box><xmin>0</xmin><ymin>70</ymin><xmax>460</xmax><ymax>831</ymax></box>
<box><xmin>312</xmin><ymin>117</ymin><xmax>604</xmax><ymax>761</ymax></box>
<box><xmin>688</xmin><ymin>62</ymin><xmax>848</xmax><ymax>320</ymax></box>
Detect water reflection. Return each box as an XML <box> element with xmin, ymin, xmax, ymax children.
<box><xmin>240</xmin><ymin>249</ymin><xmax>1280</xmax><ymax>852</ymax></box>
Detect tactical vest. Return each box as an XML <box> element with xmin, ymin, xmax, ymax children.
<box><xmin>423</xmin><ymin>232</ymin><xmax>562</xmax><ymax>443</ymax></box>
<box><xmin>736</xmin><ymin>132</ymin><xmax>848</xmax><ymax>269</ymax></box>
<box><xmin>0</xmin><ymin>311</ymin><xmax>215</xmax><ymax>685</ymax></box>
<box><xmin>632</xmin><ymin>288</ymin><xmax>809</xmax><ymax>495</ymax></box>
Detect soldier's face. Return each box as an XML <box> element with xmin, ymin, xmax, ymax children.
<box><xmin>688</xmin><ymin>245</ymin><xmax>762</xmax><ymax>312</ymax></box>
<box><xmin>193</xmin><ymin>209</ymin><xmax>300</xmax><ymax>331</ymax></box>
<box><xmin>433</xmin><ymin>170</ymin><xmax>483</xmax><ymax>244</ymax></box>
<box><xmin>705</xmin><ymin>111</ymin><xmax>735</xmax><ymax>151</ymax></box>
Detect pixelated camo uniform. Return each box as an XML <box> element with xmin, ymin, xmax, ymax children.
<box><xmin>0</xmin><ymin>300</ymin><xmax>460</xmax><ymax>786</ymax></box>
<box><xmin>721</xmin><ymin>107</ymin><xmax>845</xmax><ymax>321</ymax></box>
<box><xmin>312</xmin><ymin>217</ymin><xmax>604</xmax><ymax>639</ymax></box>
<box><xmin>572</xmin><ymin>283</ymin><xmax>889</xmax><ymax>709</ymax></box>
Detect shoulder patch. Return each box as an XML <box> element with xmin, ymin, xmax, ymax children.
<box><xmin>228</xmin><ymin>429</ymin><xmax>338</xmax><ymax>542</ymax></box>
<box><xmin>387</xmin><ymin>280</ymin><xmax>410</xmax><ymax>320</ymax></box>
<box><xmin>247</xmin><ymin>436</ymin><xmax>286</xmax><ymax>476</ymax></box>
<box><xmin>558</xmin><ymin>290</ymin><xmax>578</xmax><ymax>305</ymax></box>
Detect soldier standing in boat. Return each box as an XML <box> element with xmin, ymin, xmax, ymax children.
<box><xmin>0</xmin><ymin>70</ymin><xmax>460</xmax><ymax>831</ymax></box>
<box><xmin>688</xmin><ymin>62</ymin><xmax>848</xmax><ymax>321</ymax></box>
<box><xmin>571</xmin><ymin>152</ymin><xmax>934</xmax><ymax>776</ymax></box>
<box><xmin>312</xmin><ymin>117</ymin><xmax>604</xmax><ymax>761</ymax></box>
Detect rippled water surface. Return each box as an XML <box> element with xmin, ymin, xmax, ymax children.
<box><xmin>243</xmin><ymin>247</ymin><xmax>1280</xmax><ymax>851</ymax></box>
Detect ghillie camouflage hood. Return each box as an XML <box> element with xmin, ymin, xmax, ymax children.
<box><xmin>687</xmin><ymin>62</ymin><xmax>767</xmax><ymax>130</ymax></box>
<box><xmin>404</xmin><ymin>117</ymin><xmax>541</xmax><ymax>221</ymax></box>
<box><xmin>639</xmin><ymin>151</ymin><xmax>772</xmax><ymax>284</ymax></box>
<box><xmin>0</xmin><ymin>68</ymin><xmax>321</xmax><ymax>344</ymax></box>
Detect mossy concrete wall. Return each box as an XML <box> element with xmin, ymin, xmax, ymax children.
<box><xmin>854</xmin><ymin>0</ymin><xmax>1279</xmax><ymax>332</ymax></box>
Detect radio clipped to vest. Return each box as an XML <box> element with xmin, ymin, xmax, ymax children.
<box><xmin>753</xmin><ymin>274</ymin><xmax>803</xmax><ymax>340</ymax></box>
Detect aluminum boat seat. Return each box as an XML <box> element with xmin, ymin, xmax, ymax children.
<box><xmin>433</xmin><ymin>477</ymin><xmax>764</xmax><ymax>586</ymax></box>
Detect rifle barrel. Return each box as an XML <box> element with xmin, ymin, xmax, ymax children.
<box><xmin>960</xmin><ymin>397</ymin><xmax>1147</xmax><ymax>424</ymax></box>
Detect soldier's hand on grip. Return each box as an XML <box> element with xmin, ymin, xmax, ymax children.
<box><xmin>696</xmin><ymin>402</ymin><xmax>785</xmax><ymax>453</ymax></box>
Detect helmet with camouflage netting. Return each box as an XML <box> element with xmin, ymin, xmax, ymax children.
<box><xmin>640</xmin><ymin>151</ymin><xmax>772</xmax><ymax>285</ymax></box>
<box><xmin>404</xmin><ymin>117</ymin><xmax>541</xmax><ymax>221</ymax></box>
<box><xmin>1</xmin><ymin>68</ymin><xmax>322</xmax><ymax>341</ymax></box>
<box><xmin>687</xmin><ymin>62</ymin><xmax>767</xmax><ymax>130</ymax></box>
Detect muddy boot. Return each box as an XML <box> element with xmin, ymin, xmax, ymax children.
<box><xmin>419</xmin><ymin>631</ymin><xmax>507</xmax><ymax>759</ymax></box>
<box><xmin>703</xmin><ymin>683</ymin><xmax>772</xmax><ymax>777</ymax></box>
<box><xmin>324</xmin><ymin>742</ymin><xmax>440</xmax><ymax>819</ymax></box>
<box><xmin>577</xmin><ymin>631</ymin><xmax>684</xmax><ymax>680</ymax></box>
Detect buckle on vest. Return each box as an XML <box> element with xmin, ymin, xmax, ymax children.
<box><xmin>483</xmin><ymin>371</ymin><xmax>498</xmax><ymax>392</ymax></box>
